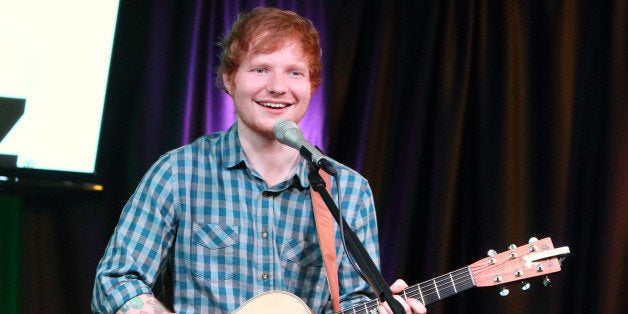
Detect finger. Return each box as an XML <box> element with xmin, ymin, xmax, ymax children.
<box><xmin>406</xmin><ymin>297</ymin><xmax>427</xmax><ymax>314</ymax></box>
<box><xmin>377</xmin><ymin>303</ymin><xmax>389</xmax><ymax>314</ymax></box>
<box><xmin>378</xmin><ymin>297</ymin><xmax>410</xmax><ymax>314</ymax></box>
<box><xmin>390</xmin><ymin>279</ymin><xmax>409</xmax><ymax>293</ymax></box>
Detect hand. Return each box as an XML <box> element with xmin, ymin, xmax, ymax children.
<box><xmin>377</xmin><ymin>279</ymin><xmax>427</xmax><ymax>314</ymax></box>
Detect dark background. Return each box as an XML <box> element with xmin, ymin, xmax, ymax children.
<box><xmin>0</xmin><ymin>1</ymin><xmax>626</xmax><ymax>313</ymax></box>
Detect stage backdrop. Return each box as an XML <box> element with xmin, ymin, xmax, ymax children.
<box><xmin>0</xmin><ymin>1</ymin><xmax>625</xmax><ymax>313</ymax></box>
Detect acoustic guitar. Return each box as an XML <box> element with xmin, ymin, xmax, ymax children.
<box><xmin>235</xmin><ymin>237</ymin><xmax>569</xmax><ymax>314</ymax></box>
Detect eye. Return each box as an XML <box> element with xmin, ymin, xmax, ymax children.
<box><xmin>288</xmin><ymin>70</ymin><xmax>305</xmax><ymax>77</ymax></box>
<box><xmin>253</xmin><ymin>68</ymin><xmax>268</xmax><ymax>74</ymax></box>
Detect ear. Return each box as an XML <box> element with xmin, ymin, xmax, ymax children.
<box><xmin>223</xmin><ymin>73</ymin><xmax>233</xmax><ymax>95</ymax></box>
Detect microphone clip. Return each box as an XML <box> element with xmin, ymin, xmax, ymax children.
<box><xmin>300</xmin><ymin>146</ymin><xmax>337</xmax><ymax>176</ymax></box>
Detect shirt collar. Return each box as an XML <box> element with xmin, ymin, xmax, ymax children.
<box><xmin>219</xmin><ymin>122</ymin><xmax>310</xmax><ymax>189</ymax></box>
<box><xmin>220</xmin><ymin>123</ymin><xmax>245</xmax><ymax>169</ymax></box>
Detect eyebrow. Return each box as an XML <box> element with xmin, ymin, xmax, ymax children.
<box><xmin>246</xmin><ymin>59</ymin><xmax>308</xmax><ymax>72</ymax></box>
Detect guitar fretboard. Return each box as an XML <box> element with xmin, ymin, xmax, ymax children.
<box><xmin>338</xmin><ymin>267</ymin><xmax>474</xmax><ymax>314</ymax></box>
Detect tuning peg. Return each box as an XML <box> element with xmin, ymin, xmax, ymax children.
<box><xmin>528</xmin><ymin>237</ymin><xmax>539</xmax><ymax>243</ymax></box>
<box><xmin>521</xmin><ymin>282</ymin><xmax>531</xmax><ymax>291</ymax></box>
<box><xmin>529</xmin><ymin>244</ymin><xmax>538</xmax><ymax>252</ymax></box>
<box><xmin>499</xmin><ymin>287</ymin><xmax>510</xmax><ymax>296</ymax></box>
<box><xmin>508</xmin><ymin>244</ymin><xmax>517</xmax><ymax>250</ymax></box>
<box><xmin>487</xmin><ymin>249</ymin><xmax>497</xmax><ymax>265</ymax></box>
<box><xmin>542</xmin><ymin>276</ymin><xmax>551</xmax><ymax>287</ymax></box>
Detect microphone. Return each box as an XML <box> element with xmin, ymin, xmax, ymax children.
<box><xmin>273</xmin><ymin>119</ymin><xmax>337</xmax><ymax>175</ymax></box>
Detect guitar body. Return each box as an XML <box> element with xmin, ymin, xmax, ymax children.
<box><xmin>234</xmin><ymin>290</ymin><xmax>313</xmax><ymax>314</ymax></box>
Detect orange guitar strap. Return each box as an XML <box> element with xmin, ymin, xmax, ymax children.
<box><xmin>311</xmin><ymin>170</ymin><xmax>341</xmax><ymax>312</ymax></box>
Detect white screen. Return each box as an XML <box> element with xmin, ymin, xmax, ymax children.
<box><xmin>0</xmin><ymin>0</ymin><xmax>119</xmax><ymax>174</ymax></box>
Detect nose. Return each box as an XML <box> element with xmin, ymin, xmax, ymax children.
<box><xmin>266</xmin><ymin>72</ymin><xmax>287</xmax><ymax>95</ymax></box>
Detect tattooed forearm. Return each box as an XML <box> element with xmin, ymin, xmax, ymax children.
<box><xmin>117</xmin><ymin>294</ymin><xmax>173</xmax><ymax>314</ymax></box>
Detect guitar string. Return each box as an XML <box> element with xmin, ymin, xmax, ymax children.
<box><xmin>403</xmin><ymin>268</ymin><xmax>474</xmax><ymax>302</ymax></box>
<box><xmin>409</xmin><ymin>268</ymin><xmax>471</xmax><ymax>293</ymax></box>
<box><xmin>350</xmin><ymin>268</ymin><xmax>471</xmax><ymax>313</ymax></box>
<box><xmin>408</xmin><ymin>261</ymin><xmax>516</xmax><ymax>299</ymax></box>
<box><xmin>389</xmin><ymin>262</ymin><xmax>508</xmax><ymax>305</ymax></box>
<box><xmin>339</xmin><ymin>268</ymin><xmax>474</xmax><ymax>313</ymax></box>
<box><xmin>406</xmin><ymin>258</ymin><xmax>529</xmax><ymax>301</ymax></box>
<box><xmin>404</xmin><ymin>279</ymin><xmax>474</xmax><ymax>303</ymax></box>
<box><xmin>339</xmin><ymin>277</ymin><xmax>475</xmax><ymax>314</ymax></box>
<box><xmin>339</xmin><ymin>257</ymin><xmax>525</xmax><ymax>313</ymax></box>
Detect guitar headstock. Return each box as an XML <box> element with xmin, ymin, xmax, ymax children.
<box><xmin>469</xmin><ymin>237</ymin><xmax>569</xmax><ymax>292</ymax></box>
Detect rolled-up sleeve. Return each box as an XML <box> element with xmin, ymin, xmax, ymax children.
<box><xmin>92</xmin><ymin>155</ymin><xmax>177</xmax><ymax>313</ymax></box>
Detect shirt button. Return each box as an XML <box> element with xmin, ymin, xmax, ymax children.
<box><xmin>262</xmin><ymin>191</ymin><xmax>271</xmax><ymax>197</ymax></box>
<box><xmin>261</xmin><ymin>231</ymin><xmax>268</xmax><ymax>239</ymax></box>
<box><xmin>261</xmin><ymin>272</ymin><xmax>269</xmax><ymax>280</ymax></box>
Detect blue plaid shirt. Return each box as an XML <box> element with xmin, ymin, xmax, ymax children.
<box><xmin>92</xmin><ymin>123</ymin><xmax>380</xmax><ymax>313</ymax></box>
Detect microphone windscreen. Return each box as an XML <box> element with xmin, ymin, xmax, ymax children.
<box><xmin>273</xmin><ymin>119</ymin><xmax>299</xmax><ymax>143</ymax></box>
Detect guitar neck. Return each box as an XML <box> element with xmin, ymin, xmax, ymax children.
<box><xmin>403</xmin><ymin>267</ymin><xmax>475</xmax><ymax>305</ymax></box>
<box><xmin>236</xmin><ymin>237</ymin><xmax>567</xmax><ymax>314</ymax></box>
<box><xmin>338</xmin><ymin>267</ymin><xmax>475</xmax><ymax>313</ymax></box>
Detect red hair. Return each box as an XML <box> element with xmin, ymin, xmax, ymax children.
<box><xmin>216</xmin><ymin>7</ymin><xmax>322</xmax><ymax>92</ymax></box>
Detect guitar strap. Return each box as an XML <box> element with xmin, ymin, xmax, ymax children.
<box><xmin>310</xmin><ymin>170</ymin><xmax>341</xmax><ymax>312</ymax></box>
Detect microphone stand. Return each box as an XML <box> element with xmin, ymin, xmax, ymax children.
<box><xmin>305</xmin><ymin>150</ymin><xmax>405</xmax><ymax>314</ymax></box>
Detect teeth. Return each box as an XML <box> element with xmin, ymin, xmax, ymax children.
<box><xmin>259</xmin><ymin>102</ymin><xmax>288</xmax><ymax>108</ymax></box>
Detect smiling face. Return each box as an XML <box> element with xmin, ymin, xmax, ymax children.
<box><xmin>224</xmin><ymin>42</ymin><xmax>312</xmax><ymax>139</ymax></box>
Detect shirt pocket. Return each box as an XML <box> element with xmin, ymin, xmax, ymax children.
<box><xmin>280</xmin><ymin>239</ymin><xmax>327</xmax><ymax>302</ymax></box>
<box><xmin>281</xmin><ymin>238</ymin><xmax>324</xmax><ymax>267</ymax></box>
<box><xmin>189</xmin><ymin>222</ymin><xmax>240</xmax><ymax>282</ymax></box>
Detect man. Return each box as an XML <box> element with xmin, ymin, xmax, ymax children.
<box><xmin>92</xmin><ymin>7</ymin><xmax>426</xmax><ymax>314</ymax></box>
